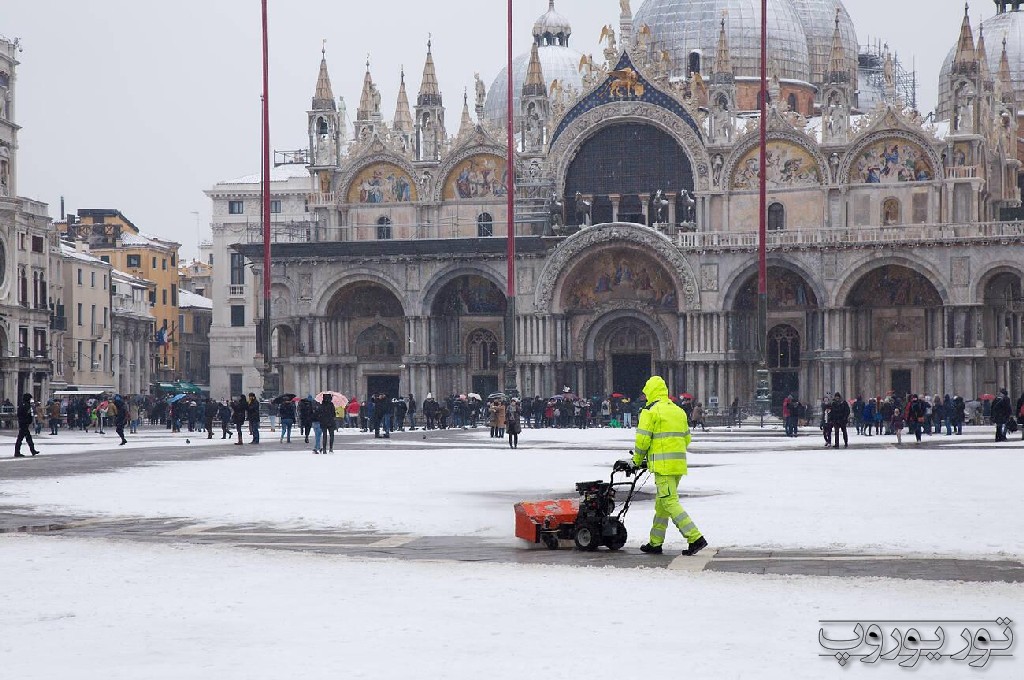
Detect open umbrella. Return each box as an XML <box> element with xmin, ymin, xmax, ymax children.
<box><xmin>978</xmin><ymin>393</ymin><xmax>995</xmax><ymax>401</ymax></box>
<box><xmin>168</xmin><ymin>393</ymin><xmax>189</xmax><ymax>404</ymax></box>
<box><xmin>680</xmin><ymin>393</ymin><xmax>694</xmax><ymax>400</ymax></box>
<box><xmin>487</xmin><ymin>392</ymin><xmax>506</xmax><ymax>401</ymax></box>
<box><xmin>467</xmin><ymin>392</ymin><xmax>482</xmax><ymax>401</ymax></box>
<box><xmin>315</xmin><ymin>391</ymin><xmax>348</xmax><ymax>409</ymax></box>
<box><xmin>271</xmin><ymin>393</ymin><xmax>297</xmax><ymax>405</ymax></box>
<box><xmin>611</xmin><ymin>392</ymin><xmax>625</xmax><ymax>398</ymax></box>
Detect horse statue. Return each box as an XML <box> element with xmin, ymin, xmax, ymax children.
<box><xmin>648</xmin><ymin>189</ymin><xmax>669</xmax><ymax>226</ymax></box>
<box><xmin>548</xmin><ymin>192</ymin><xmax>565</xmax><ymax>234</ymax></box>
<box><xmin>678</xmin><ymin>189</ymin><xmax>696</xmax><ymax>225</ymax></box>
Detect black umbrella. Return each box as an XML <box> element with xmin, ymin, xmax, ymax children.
<box><xmin>271</xmin><ymin>393</ymin><xmax>297</xmax><ymax>405</ymax></box>
<box><xmin>487</xmin><ymin>392</ymin><xmax>506</xmax><ymax>401</ymax></box>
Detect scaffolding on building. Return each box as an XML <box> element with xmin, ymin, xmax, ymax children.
<box><xmin>857</xmin><ymin>39</ymin><xmax>917</xmax><ymax>112</ymax></box>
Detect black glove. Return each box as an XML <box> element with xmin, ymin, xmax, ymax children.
<box><xmin>613</xmin><ymin>459</ymin><xmax>634</xmax><ymax>474</ymax></box>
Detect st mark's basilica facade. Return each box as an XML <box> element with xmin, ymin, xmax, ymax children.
<box><xmin>210</xmin><ymin>0</ymin><xmax>1024</xmax><ymax>410</ymax></box>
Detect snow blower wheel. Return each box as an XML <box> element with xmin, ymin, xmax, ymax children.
<box><xmin>605</xmin><ymin>520</ymin><xmax>628</xmax><ymax>550</ymax></box>
<box><xmin>541</xmin><ymin>532</ymin><xmax>560</xmax><ymax>550</ymax></box>
<box><xmin>573</xmin><ymin>523</ymin><xmax>601</xmax><ymax>551</ymax></box>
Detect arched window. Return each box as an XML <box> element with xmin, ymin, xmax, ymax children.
<box><xmin>317</xmin><ymin>116</ymin><xmax>329</xmax><ymax>135</ymax></box>
<box><xmin>767</xmin><ymin>202</ymin><xmax>786</xmax><ymax>231</ymax></box>
<box><xmin>356</xmin><ymin>324</ymin><xmax>400</xmax><ymax>359</ymax></box>
<box><xmin>468</xmin><ymin>329</ymin><xmax>500</xmax><ymax>371</ymax></box>
<box><xmin>477</xmin><ymin>213</ymin><xmax>493</xmax><ymax>237</ymax></box>
<box><xmin>786</xmin><ymin>93</ymin><xmax>797</xmax><ymax>112</ymax></box>
<box><xmin>882</xmin><ymin>197</ymin><xmax>901</xmax><ymax>225</ymax></box>
<box><xmin>376</xmin><ymin>216</ymin><xmax>392</xmax><ymax>240</ymax></box>
<box><xmin>688</xmin><ymin>51</ymin><xmax>701</xmax><ymax>75</ymax></box>
<box><xmin>767</xmin><ymin>325</ymin><xmax>801</xmax><ymax>369</ymax></box>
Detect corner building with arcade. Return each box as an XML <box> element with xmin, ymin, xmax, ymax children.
<box><xmin>209</xmin><ymin>0</ymin><xmax>1024</xmax><ymax>410</ymax></box>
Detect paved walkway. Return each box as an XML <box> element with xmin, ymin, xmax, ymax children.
<box><xmin>1</xmin><ymin>428</ymin><xmax>1021</xmax><ymax>583</ymax></box>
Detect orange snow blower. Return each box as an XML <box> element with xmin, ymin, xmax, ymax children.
<box><xmin>514</xmin><ymin>458</ymin><xmax>648</xmax><ymax>550</ymax></box>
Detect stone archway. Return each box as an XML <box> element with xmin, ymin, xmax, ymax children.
<box><xmin>535</xmin><ymin>222</ymin><xmax>700</xmax><ymax>313</ymax></box>
<box><xmin>579</xmin><ymin>311</ymin><xmax>666</xmax><ymax>400</ymax></box>
<box><xmin>845</xmin><ymin>264</ymin><xmax>944</xmax><ymax>397</ymax></box>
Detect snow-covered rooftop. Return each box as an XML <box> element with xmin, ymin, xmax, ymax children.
<box><xmin>59</xmin><ymin>243</ymin><xmax>108</xmax><ymax>266</ymax></box>
<box><xmin>220</xmin><ymin>164</ymin><xmax>311</xmax><ymax>185</ymax></box>
<box><xmin>179</xmin><ymin>289</ymin><xmax>213</xmax><ymax>310</ymax></box>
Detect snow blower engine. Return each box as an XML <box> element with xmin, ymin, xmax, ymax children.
<box><xmin>514</xmin><ymin>456</ymin><xmax>648</xmax><ymax>551</ymax></box>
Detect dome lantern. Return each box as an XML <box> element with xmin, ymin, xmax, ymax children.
<box><xmin>534</xmin><ymin>0</ymin><xmax>572</xmax><ymax>47</ymax></box>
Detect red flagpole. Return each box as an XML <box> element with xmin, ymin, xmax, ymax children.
<box><xmin>261</xmin><ymin>0</ymin><xmax>273</xmax><ymax>376</ymax></box>
<box><xmin>504</xmin><ymin>0</ymin><xmax>518</xmax><ymax>396</ymax></box>
<box><xmin>757</xmin><ymin>0</ymin><xmax>768</xmax><ymax>364</ymax></box>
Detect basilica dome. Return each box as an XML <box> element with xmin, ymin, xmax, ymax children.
<box><xmin>937</xmin><ymin>8</ymin><xmax>1024</xmax><ymax>120</ymax></box>
<box><xmin>634</xmin><ymin>0</ymin><xmax>813</xmax><ymax>84</ymax></box>
<box><xmin>484</xmin><ymin>0</ymin><xmax>585</xmax><ymax>125</ymax></box>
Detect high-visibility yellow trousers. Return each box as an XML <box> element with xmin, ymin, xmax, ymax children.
<box><xmin>648</xmin><ymin>473</ymin><xmax>702</xmax><ymax>546</ymax></box>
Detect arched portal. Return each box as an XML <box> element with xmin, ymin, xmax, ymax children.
<box><xmin>845</xmin><ymin>264</ymin><xmax>943</xmax><ymax>398</ymax></box>
<box><xmin>564</xmin><ymin>123</ymin><xmax>694</xmax><ymax>226</ymax></box>
<box><xmin>429</xmin><ymin>274</ymin><xmax>507</xmax><ymax>391</ymax></box>
<box><xmin>585</xmin><ymin>315</ymin><xmax>661</xmax><ymax>400</ymax></box>
<box><xmin>983</xmin><ymin>271</ymin><xmax>1023</xmax><ymax>349</ymax></box>
<box><xmin>732</xmin><ymin>267</ymin><xmax>819</xmax><ymax>412</ymax></box>
<box><xmin>322</xmin><ymin>282</ymin><xmax>405</xmax><ymax>398</ymax></box>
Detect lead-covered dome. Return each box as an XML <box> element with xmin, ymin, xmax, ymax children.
<box><xmin>485</xmin><ymin>0</ymin><xmax>584</xmax><ymax>125</ymax></box>
<box><xmin>634</xmin><ymin>0</ymin><xmax>814</xmax><ymax>83</ymax></box>
<box><xmin>937</xmin><ymin>9</ymin><xmax>1024</xmax><ymax>120</ymax></box>
<box><xmin>789</xmin><ymin>0</ymin><xmax>858</xmax><ymax>85</ymax></box>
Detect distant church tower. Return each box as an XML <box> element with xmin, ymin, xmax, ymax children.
<box><xmin>308</xmin><ymin>47</ymin><xmax>340</xmax><ymax>169</ymax></box>
<box><xmin>415</xmin><ymin>40</ymin><xmax>447</xmax><ymax>161</ymax></box>
<box><xmin>393</xmin><ymin>68</ymin><xmax>415</xmax><ymax>155</ymax></box>
<box><xmin>0</xmin><ymin>37</ymin><xmax>18</xmax><ymax>199</ymax></box>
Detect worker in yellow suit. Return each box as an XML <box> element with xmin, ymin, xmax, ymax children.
<box><xmin>632</xmin><ymin>375</ymin><xmax>708</xmax><ymax>556</ymax></box>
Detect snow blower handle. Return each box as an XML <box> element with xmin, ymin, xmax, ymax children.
<box><xmin>613</xmin><ymin>457</ymin><xmax>643</xmax><ymax>476</ymax></box>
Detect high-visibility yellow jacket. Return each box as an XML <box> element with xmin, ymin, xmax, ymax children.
<box><xmin>632</xmin><ymin>376</ymin><xmax>691</xmax><ymax>476</ymax></box>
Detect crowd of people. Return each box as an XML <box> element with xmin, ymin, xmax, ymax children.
<box><xmin>790</xmin><ymin>389</ymin><xmax>1024</xmax><ymax>447</ymax></box>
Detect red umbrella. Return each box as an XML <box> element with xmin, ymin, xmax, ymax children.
<box><xmin>978</xmin><ymin>393</ymin><xmax>995</xmax><ymax>401</ymax></box>
<box><xmin>611</xmin><ymin>392</ymin><xmax>625</xmax><ymax>398</ymax></box>
<box><xmin>680</xmin><ymin>393</ymin><xmax>694</xmax><ymax>400</ymax></box>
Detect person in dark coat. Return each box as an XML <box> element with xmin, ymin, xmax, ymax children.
<box><xmin>298</xmin><ymin>398</ymin><xmax>314</xmax><ymax>443</ymax></box>
<box><xmin>372</xmin><ymin>393</ymin><xmax>390</xmax><ymax>438</ymax></box>
<box><xmin>317</xmin><ymin>394</ymin><xmax>336</xmax><ymax>453</ymax></box>
<box><xmin>203</xmin><ymin>397</ymin><xmax>216</xmax><ymax>439</ymax></box>
<box><xmin>246</xmin><ymin>393</ymin><xmax>261</xmax><ymax>444</ymax></box>
<box><xmin>827</xmin><ymin>392</ymin><xmax>851</xmax><ymax>448</ymax></box>
<box><xmin>990</xmin><ymin>388</ymin><xmax>1013</xmax><ymax>442</ymax></box>
<box><xmin>906</xmin><ymin>394</ymin><xmax>927</xmax><ymax>443</ymax></box>
<box><xmin>113</xmin><ymin>395</ymin><xmax>128</xmax><ymax>445</ymax></box>
<box><xmin>506</xmin><ymin>399</ymin><xmax>522</xmax><ymax>449</ymax></box>
<box><xmin>406</xmin><ymin>393</ymin><xmax>417</xmax><ymax>430</ymax></box>
<box><xmin>230</xmin><ymin>396</ymin><xmax>247</xmax><ymax>445</ymax></box>
<box><xmin>218</xmin><ymin>400</ymin><xmax>233</xmax><ymax>439</ymax></box>
<box><xmin>278</xmin><ymin>398</ymin><xmax>296</xmax><ymax>443</ymax></box>
<box><xmin>14</xmin><ymin>393</ymin><xmax>40</xmax><ymax>457</ymax></box>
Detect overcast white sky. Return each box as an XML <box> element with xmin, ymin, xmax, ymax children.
<box><xmin>4</xmin><ymin>1</ymin><xmax>972</xmax><ymax>260</ymax></box>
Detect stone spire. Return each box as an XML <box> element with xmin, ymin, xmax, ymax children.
<box><xmin>414</xmin><ymin>38</ymin><xmax>446</xmax><ymax>161</ymax></box>
<box><xmin>826</xmin><ymin>10</ymin><xmax>848</xmax><ymax>84</ymax></box>
<box><xmin>999</xmin><ymin>37</ymin><xmax>1015</xmax><ymax>103</ymax></box>
<box><xmin>417</xmin><ymin>38</ymin><xmax>442</xmax><ymax>107</ymax></box>
<box><xmin>357</xmin><ymin>58</ymin><xmax>381</xmax><ymax>122</ymax></box>
<box><xmin>953</xmin><ymin>3</ymin><xmax>978</xmax><ymax>74</ymax></box>
<box><xmin>522</xmin><ymin>42</ymin><xmax>548</xmax><ymax>97</ymax></box>
<box><xmin>977</xmin><ymin>24</ymin><xmax>993</xmax><ymax>86</ymax></box>
<box><xmin>714</xmin><ymin>13</ymin><xmax>732</xmax><ymax>79</ymax></box>
<box><xmin>458</xmin><ymin>89</ymin><xmax>475</xmax><ymax>138</ymax></box>
<box><xmin>312</xmin><ymin>44</ymin><xmax>336</xmax><ymax>110</ymax></box>
<box><xmin>393</xmin><ymin>68</ymin><xmax>413</xmax><ymax>133</ymax></box>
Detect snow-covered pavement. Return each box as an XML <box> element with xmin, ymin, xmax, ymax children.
<box><xmin>1</xmin><ymin>424</ymin><xmax>1021</xmax><ymax>678</ymax></box>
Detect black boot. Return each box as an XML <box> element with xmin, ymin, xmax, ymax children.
<box><xmin>682</xmin><ymin>536</ymin><xmax>708</xmax><ymax>556</ymax></box>
<box><xmin>639</xmin><ymin>543</ymin><xmax>663</xmax><ymax>554</ymax></box>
